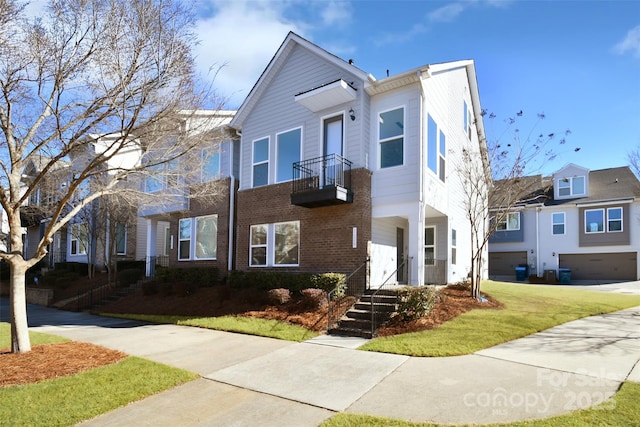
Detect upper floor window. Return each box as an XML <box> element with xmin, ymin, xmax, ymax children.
<box><xmin>463</xmin><ymin>100</ymin><xmax>472</xmax><ymax>139</ymax></box>
<box><xmin>607</xmin><ymin>207</ymin><xmax>622</xmax><ymax>232</ymax></box>
<box><xmin>253</xmin><ymin>137</ymin><xmax>269</xmax><ymax>187</ymax></box>
<box><xmin>497</xmin><ymin>212</ymin><xmax>520</xmax><ymax>231</ymax></box>
<box><xmin>585</xmin><ymin>209</ymin><xmax>604</xmax><ymax>233</ymax></box>
<box><xmin>201</xmin><ymin>147</ymin><xmax>221</xmax><ymax>182</ymax></box>
<box><xmin>552</xmin><ymin>212</ymin><xmax>565</xmax><ymax>235</ymax></box>
<box><xmin>558</xmin><ymin>176</ymin><xmax>585</xmax><ymax>197</ymax></box>
<box><xmin>379</xmin><ymin>107</ymin><xmax>404</xmax><ymax>168</ymax></box>
<box><xmin>439</xmin><ymin>130</ymin><xmax>446</xmax><ymax>182</ymax></box>
<box><xmin>144</xmin><ymin>160</ymin><xmax>179</xmax><ymax>193</ymax></box>
<box><xmin>276</xmin><ymin>128</ymin><xmax>302</xmax><ymax>182</ymax></box>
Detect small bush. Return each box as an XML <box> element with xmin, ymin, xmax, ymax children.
<box><xmin>142</xmin><ymin>281</ymin><xmax>158</xmax><ymax>295</ymax></box>
<box><xmin>174</xmin><ymin>281</ymin><xmax>198</xmax><ymax>297</ymax></box>
<box><xmin>117</xmin><ymin>269</ymin><xmax>143</xmax><ymax>287</ymax></box>
<box><xmin>310</xmin><ymin>273</ymin><xmax>346</xmax><ymax>298</ymax></box>
<box><xmin>397</xmin><ymin>286</ymin><xmax>440</xmax><ymax>320</ymax></box>
<box><xmin>267</xmin><ymin>288</ymin><xmax>291</xmax><ymax>305</ymax></box>
<box><xmin>155</xmin><ymin>267</ymin><xmax>219</xmax><ymax>287</ymax></box>
<box><xmin>300</xmin><ymin>288</ymin><xmax>327</xmax><ymax>310</ymax></box>
<box><xmin>217</xmin><ymin>286</ymin><xmax>231</xmax><ymax>302</ymax></box>
<box><xmin>159</xmin><ymin>282</ymin><xmax>173</xmax><ymax>296</ymax></box>
<box><xmin>227</xmin><ymin>271</ymin><xmax>312</xmax><ymax>292</ymax></box>
<box><xmin>116</xmin><ymin>260</ymin><xmax>146</xmax><ymax>271</ymax></box>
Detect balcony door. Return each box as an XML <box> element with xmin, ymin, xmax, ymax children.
<box><xmin>323</xmin><ymin>115</ymin><xmax>343</xmax><ymax>187</ymax></box>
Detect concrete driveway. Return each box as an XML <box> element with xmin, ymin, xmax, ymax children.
<box><xmin>1</xmin><ymin>288</ymin><xmax>639</xmax><ymax>426</ymax></box>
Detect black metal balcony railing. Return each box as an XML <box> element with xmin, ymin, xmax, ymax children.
<box><xmin>291</xmin><ymin>154</ymin><xmax>353</xmax><ymax>208</ymax></box>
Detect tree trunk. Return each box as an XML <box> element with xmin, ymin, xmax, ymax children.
<box><xmin>10</xmin><ymin>260</ymin><xmax>31</xmax><ymax>353</ymax></box>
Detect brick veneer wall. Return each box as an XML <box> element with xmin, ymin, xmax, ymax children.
<box><xmin>167</xmin><ymin>177</ymin><xmax>237</xmax><ymax>276</ymax></box>
<box><xmin>235</xmin><ymin>168</ymin><xmax>372</xmax><ymax>275</ymax></box>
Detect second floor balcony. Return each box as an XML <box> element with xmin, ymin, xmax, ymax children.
<box><xmin>291</xmin><ymin>154</ymin><xmax>353</xmax><ymax>208</ymax></box>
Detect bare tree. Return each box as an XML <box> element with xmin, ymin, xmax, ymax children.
<box><xmin>0</xmin><ymin>0</ymin><xmax>223</xmax><ymax>353</ymax></box>
<box><xmin>456</xmin><ymin>110</ymin><xmax>574</xmax><ymax>299</ymax></box>
<box><xmin>629</xmin><ymin>145</ymin><xmax>640</xmax><ymax>179</ymax></box>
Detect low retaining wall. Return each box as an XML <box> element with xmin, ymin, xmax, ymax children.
<box><xmin>26</xmin><ymin>287</ymin><xmax>54</xmax><ymax>306</ymax></box>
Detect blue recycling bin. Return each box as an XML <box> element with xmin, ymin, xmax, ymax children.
<box><xmin>558</xmin><ymin>268</ymin><xmax>571</xmax><ymax>284</ymax></box>
<box><xmin>515</xmin><ymin>266</ymin><xmax>527</xmax><ymax>281</ymax></box>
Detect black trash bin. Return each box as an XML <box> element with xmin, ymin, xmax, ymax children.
<box><xmin>558</xmin><ymin>268</ymin><xmax>571</xmax><ymax>284</ymax></box>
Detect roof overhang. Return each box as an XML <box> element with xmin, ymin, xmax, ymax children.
<box><xmin>294</xmin><ymin>79</ymin><xmax>357</xmax><ymax>112</ymax></box>
<box><xmin>575</xmin><ymin>198</ymin><xmax>634</xmax><ymax>207</ymax></box>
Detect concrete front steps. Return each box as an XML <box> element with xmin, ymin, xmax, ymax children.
<box><xmin>328</xmin><ymin>289</ymin><xmax>398</xmax><ymax>339</ymax></box>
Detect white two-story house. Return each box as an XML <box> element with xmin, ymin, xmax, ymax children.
<box><xmin>489</xmin><ymin>164</ymin><xmax>640</xmax><ymax>282</ymax></box>
<box><xmin>229</xmin><ymin>32</ymin><xmax>488</xmax><ymax>287</ymax></box>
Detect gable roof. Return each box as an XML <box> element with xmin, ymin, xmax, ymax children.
<box><xmin>230</xmin><ymin>32</ymin><xmax>371</xmax><ymax>128</ymax></box>
<box><xmin>548</xmin><ymin>166</ymin><xmax>640</xmax><ymax>206</ymax></box>
<box><xmin>491</xmin><ymin>166</ymin><xmax>640</xmax><ymax>208</ymax></box>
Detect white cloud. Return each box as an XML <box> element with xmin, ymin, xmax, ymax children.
<box><xmin>428</xmin><ymin>3</ymin><xmax>466</xmax><ymax>23</ymax></box>
<box><xmin>194</xmin><ymin>0</ymin><xmax>354</xmax><ymax>108</ymax></box>
<box><xmin>613</xmin><ymin>25</ymin><xmax>640</xmax><ymax>58</ymax></box>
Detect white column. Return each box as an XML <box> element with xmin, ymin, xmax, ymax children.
<box><xmin>408</xmin><ymin>204</ymin><xmax>425</xmax><ymax>286</ymax></box>
<box><xmin>145</xmin><ymin>218</ymin><xmax>158</xmax><ymax>277</ymax></box>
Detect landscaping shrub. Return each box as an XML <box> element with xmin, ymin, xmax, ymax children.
<box><xmin>116</xmin><ymin>260</ymin><xmax>146</xmax><ymax>271</ymax></box>
<box><xmin>311</xmin><ymin>272</ymin><xmax>347</xmax><ymax>298</ymax></box>
<box><xmin>142</xmin><ymin>281</ymin><xmax>158</xmax><ymax>295</ymax></box>
<box><xmin>397</xmin><ymin>286</ymin><xmax>440</xmax><ymax>320</ymax></box>
<box><xmin>155</xmin><ymin>267</ymin><xmax>219</xmax><ymax>288</ymax></box>
<box><xmin>300</xmin><ymin>288</ymin><xmax>327</xmax><ymax>310</ymax></box>
<box><xmin>117</xmin><ymin>269</ymin><xmax>143</xmax><ymax>287</ymax></box>
<box><xmin>267</xmin><ymin>288</ymin><xmax>291</xmax><ymax>305</ymax></box>
<box><xmin>159</xmin><ymin>282</ymin><xmax>173</xmax><ymax>296</ymax></box>
<box><xmin>174</xmin><ymin>281</ymin><xmax>198</xmax><ymax>297</ymax></box>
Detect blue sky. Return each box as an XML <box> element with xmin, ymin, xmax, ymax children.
<box><xmin>193</xmin><ymin>0</ymin><xmax>640</xmax><ymax>176</ymax></box>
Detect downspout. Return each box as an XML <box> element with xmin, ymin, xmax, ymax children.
<box><xmin>228</xmin><ymin>176</ymin><xmax>235</xmax><ymax>272</ymax></box>
<box><xmin>536</xmin><ymin>206</ymin><xmax>540</xmax><ymax>277</ymax></box>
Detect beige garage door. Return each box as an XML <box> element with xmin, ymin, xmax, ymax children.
<box><xmin>489</xmin><ymin>251</ymin><xmax>528</xmax><ymax>276</ymax></box>
<box><xmin>559</xmin><ymin>253</ymin><xmax>637</xmax><ymax>281</ymax></box>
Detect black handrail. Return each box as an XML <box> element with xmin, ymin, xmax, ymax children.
<box><xmin>292</xmin><ymin>154</ymin><xmax>352</xmax><ymax>194</ymax></box>
<box><xmin>327</xmin><ymin>257</ymin><xmax>369</xmax><ymax>330</ymax></box>
<box><xmin>370</xmin><ymin>257</ymin><xmax>411</xmax><ymax>336</ymax></box>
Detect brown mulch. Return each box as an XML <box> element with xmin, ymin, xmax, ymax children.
<box><xmin>0</xmin><ymin>283</ymin><xmax>501</xmax><ymax>388</ymax></box>
<box><xmin>0</xmin><ymin>342</ymin><xmax>127</xmax><ymax>388</ymax></box>
<box><xmin>376</xmin><ymin>286</ymin><xmax>502</xmax><ymax>336</ymax></box>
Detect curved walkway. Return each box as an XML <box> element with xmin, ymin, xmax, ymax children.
<box><xmin>1</xmin><ymin>285</ymin><xmax>639</xmax><ymax>426</ymax></box>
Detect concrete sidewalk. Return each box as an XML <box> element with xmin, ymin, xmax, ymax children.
<box><xmin>1</xmin><ymin>297</ymin><xmax>639</xmax><ymax>426</ymax></box>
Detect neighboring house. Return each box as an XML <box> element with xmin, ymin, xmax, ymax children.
<box><xmin>488</xmin><ymin>164</ymin><xmax>640</xmax><ymax>282</ymax></box>
<box><xmin>20</xmin><ymin>156</ymin><xmax>70</xmax><ymax>269</ymax></box>
<box><xmin>138</xmin><ymin>110</ymin><xmax>239</xmax><ymax>277</ymax></box>
<box><xmin>229</xmin><ymin>32</ymin><xmax>487</xmax><ymax>286</ymax></box>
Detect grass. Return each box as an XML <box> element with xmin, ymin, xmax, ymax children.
<box><xmin>0</xmin><ymin>356</ymin><xmax>197</xmax><ymax>427</ymax></box>
<box><xmin>360</xmin><ymin>281</ymin><xmax>640</xmax><ymax>356</ymax></box>
<box><xmin>0</xmin><ymin>322</ymin><xmax>70</xmax><ymax>349</ymax></box>
<box><xmin>320</xmin><ymin>382</ymin><xmax>640</xmax><ymax>426</ymax></box>
<box><xmin>102</xmin><ymin>313</ymin><xmax>319</xmax><ymax>342</ymax></box>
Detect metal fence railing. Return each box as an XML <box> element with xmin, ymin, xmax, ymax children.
<box><xmin>327</xmin><ymin>258</ymin><xmax>369</xmax><ymax>331</ymax></box>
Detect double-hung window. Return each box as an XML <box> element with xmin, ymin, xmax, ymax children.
<box><xmin>439</xmin><ymin>130</ymin><xmax>446</xmax><ymax>182</ymax></box>
<box><xmin>463</xmin><ymin>100</ymin><xmax>472</xmax><ymax>139</ymax></box>
<box><xmin>379</xmin><ymin>107</ymin><xmax>404</xmax><ymax>168</ymax></box>
<box><xmin>497</xmin><ymin>212</ymin><xmax>520</xmax><ymax>231</ymax></box>
<box><xmin>253</xmin><ymin>137</ymin><xmax>269</xmax><ymax>187</ymax></box>
<box><xmin>451</xmin><ymin>229</ymin><xmax>457</xmax><ymax>265</ymax></box>
<box><xmin>552</xmin><ymin>212</ymin><xmax>565</xmax><ymax>235</ymax></box>
<box><xmin>425</xmin><ymin>226</ymin><xmax>435</xmax><ymax>265</ymax></box>
<box><xmin>607</xmin><ymin>207</ymin><xmax>622</xmax><ymax>232</ymax></box>
<box><xmin>276</xmin><ymin>128</ymin><xmax>301</xmax><ymax>182</ymax></box>
<box><xmin>179</xmin><ymin>215</ymin><xmax>218</xmax><ymax>261</ymax></box>
<box><xmin>250</xmin><ymin>221</ymin><xmax>300</xmax><ymax>267</ymax></box>
<box><xmin>558</xmin><ymin>176</ymin><xmax>585</xmax><ymax>197</ymax></box>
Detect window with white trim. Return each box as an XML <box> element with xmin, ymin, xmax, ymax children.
<box><xmin>607</xmin><ymin>207</ymin><xmax>622</xmax><ymax>232</ymax></box>
<box><xmin>253</xmin><ymin>137</ymin><xmax>269</xmax><ymax>187</ymax></box>
<box><xmin>463</xmin><ymin>100</ymin><xmax>472</xmax><ymax>139</ymax></box>
<box><xmin>69</xmin><ymin>223</ymin><xmax>88</xmax><ymax>255</ymax></box>
<box><xmin>201</xmin><ymin>147</ymin><xmax>221</xmax><ymax>182</ymax></box>
<box><xmin>379</xmin><ymin>107</ymin><xmax>404</xmax><ymax>168</ymax></box>
<box><xmin>558</xmin><ymin>176</ymin><xmax>585</xmax><ymax>197</ymax></box>
<box><xmin>497</xmin><ymin>212</ymin><xmax>520</xmax><ymax>231</ymax></box>
<box><xmin>585</xmin><ymin>209</ymin><xmax>604</xmax><ymax>233</ymax></box>
<box><xmin>276</xmin><ymin>128</ymin><xmax>301</xmax><ymax>182</ymax></box>
<box><xmin>451</xmin><ymin>229</ymin><xmax>457</xmax><ymax>265</ymax></box>
<box><xmin>439</xmin><ymin>130</ymin><xmax>446</xmax><ymax>182</ymax></box>
<box><xmin>178</xmin><ymin>215</ymin><xmax>218</xmax><ymax>261</ymax></box>
<box><xmin>552</xmin><ymin>212</ymin><xmax>565</xmax><ymax>235</ymax></box>
<box><xmin>425</xmin><ymin>226</ymin><xmax>435</xmax><ymax>266</ymax></box>
<box><xmin>250</xmin><ymin>221</ymin><xmax>300</xmax><ymax>267</ymax></box>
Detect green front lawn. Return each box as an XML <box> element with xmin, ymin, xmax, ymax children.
<box><xmin>360</xmin><ymin>281</ymin><xmax>640</xmax><ymax>356</ymax></box>
<box><xmin>0</xmin><ymin>322</ymin><xmax>69</xmax><ymax>348</ymax></box>
<box><xmin>102</xmin><ymin>313</ymin><xmax>319</xmax><ymax>342</ymax></box>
